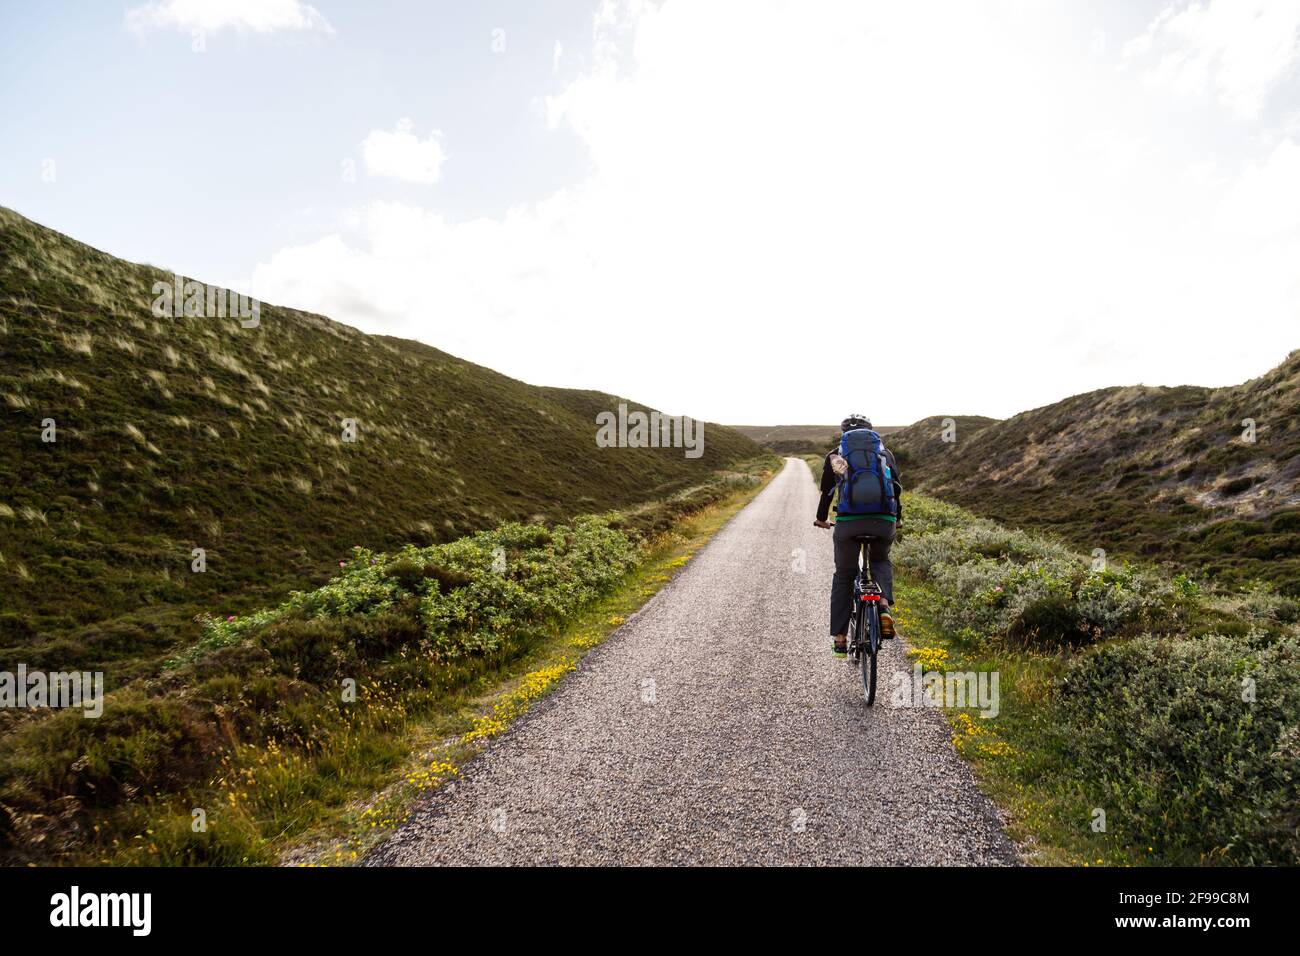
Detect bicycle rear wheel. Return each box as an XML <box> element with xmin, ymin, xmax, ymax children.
<box><xmin>859</xmin><ymin>607</ymin><xmax>878</xmax><ymax>706</ymax></box>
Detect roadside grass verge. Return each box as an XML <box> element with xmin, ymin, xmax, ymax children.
<box><xmin>893</xmin><ymin>578</ymin><xmax>1128</xmax><ymax>865</ymax></box>
<box><xmin>892</xmin><ymin>494</ymin><xmax>1300</xmax><ymax>866</ymax></box>
<box><xmin>0</xmin><ymin>460</ymin><xmax>776</xmax><ymax>865</ymax></box>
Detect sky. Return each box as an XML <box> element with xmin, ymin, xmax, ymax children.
<box><xmin>1</xmin><ymin>0</ymin><xmax>1298</xmax><ymax>426</ymax></box>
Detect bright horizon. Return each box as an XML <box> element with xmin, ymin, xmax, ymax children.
<box><xmin>2</xmin><ymin>0</ymin><xmax>1298</xmax><ymax>426</ymax></box>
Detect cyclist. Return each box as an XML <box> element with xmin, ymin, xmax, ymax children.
<box><xmin>813</xmin><ymin>414</ymin><xmax>902</xmax><ymax>657</ymax></box>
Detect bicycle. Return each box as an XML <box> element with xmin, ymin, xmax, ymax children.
<box><xmin>815</xmin><ymin>522</ymin><xmax>887</xmax><ymax>706</ymax></box>
<box><xmin>846</xmin><ymin>534</ymin><xmax>885</xmax><ymax>706</ymax></box>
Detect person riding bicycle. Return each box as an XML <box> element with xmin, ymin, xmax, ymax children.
<box><xmin>813</xmin><ymin>414</ymin><xmax>901</xmax><ymax>657</ymax></box>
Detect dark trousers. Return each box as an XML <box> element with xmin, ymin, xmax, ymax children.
<box><xmin>830</xmin><ymin>518</ymin><xmax>896</xmax><ymax>636</ymax></box>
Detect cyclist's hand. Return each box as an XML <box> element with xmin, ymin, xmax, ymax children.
<box><xmin>813</xmin><ymin>519</ymin><xmax>833</xmax><ymax>529</ymax></box>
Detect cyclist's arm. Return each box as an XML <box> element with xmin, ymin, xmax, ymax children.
<box><xmin>815</xmin><ymin>451</ymin><xmax>836</xmax><ymax>523</ymax></box>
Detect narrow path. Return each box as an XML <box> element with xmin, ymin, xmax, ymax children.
<box><xmin>369</xmin><ymin>458</ymin><xmax>1017</xmax><ymax>865</ymax></box>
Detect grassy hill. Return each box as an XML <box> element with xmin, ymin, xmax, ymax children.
<box><xmin>886</xmin><ymin>358</ymin><xmax>1300</xmax><ymax>593</ymax></box>
<box><xmin>0</xmin><ymin>206</ymin><xmax>761</xmax><ymax>680</ymax></box>
<box><xmin>731</xmin><ymin>423</ymin><xmax>900</xmax><ymax>455</ymax></box>
<box><xmin>885</xmin><ymin>415</ymin><xmax>1000</xmax><ymax>473</ymax></box>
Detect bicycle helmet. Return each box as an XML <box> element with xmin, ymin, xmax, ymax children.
<box><xmin>840</xmin><ymin>413</ymin><xmax>873</xmax><ymax>432</ymax></box>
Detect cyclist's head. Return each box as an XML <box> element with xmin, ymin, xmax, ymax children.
<box><xmin>840</xmin><ymin>413</ymin><xmax>872</xmax><ymax>432</ymax></box>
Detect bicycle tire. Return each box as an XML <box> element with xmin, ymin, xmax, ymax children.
<box><xmin>860</xmin><ymin>606</ymin><xmax>878</xmax><ymax>706</ymax></box>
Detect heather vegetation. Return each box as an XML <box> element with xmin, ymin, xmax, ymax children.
<box><xmin>885</xmin><ymin>415</ymin><xmax>999</xmax><ymax>471</ymax></box>
<box><xmin>731</xmin><ymin>423</ymin><xmax>901</xmax><ymax>455</ymax></box>
<box><xmin>0</xmin><ymin>467</ymin><xmax>772</xmax><ymax>864</ymax></box>
<box><xmin>895</xmin><ymin>494</ymin><xmax>1300</xmax><ymax>864</ymax></box>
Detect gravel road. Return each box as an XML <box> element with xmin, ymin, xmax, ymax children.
<box><xmin>368</xmin><ymin>458</ymin><xmax>1017</xmax><ymax>865</ymax></box>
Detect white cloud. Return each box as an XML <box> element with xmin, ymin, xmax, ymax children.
<box><xmin>126</xmin><ymin>0</ymin><xmax>334</xmax><ymax>36</ymax></box>
<box><xmin>250</xmin><ymin>1</ymin><xmax>1300</xmax><ymax>424</ymax></box>
<box><xmin>360</xmin><ymin>120</ymin><xmax>447</xmax><ymax>184</ymax></box>
<box><xmin>1181</xmin><ymin>159</ymin><xmax>1227</xmax><ymax>189</ymax></box>
<box><xmin>1124</xmin><ymin>0</ymin><xmax>1300</xmax><ymax>117</ymax></box>
<box><xmin>1219</xmin><ymin>138</ymin><xmax>1300</xmax><ymax>237</ymax></box>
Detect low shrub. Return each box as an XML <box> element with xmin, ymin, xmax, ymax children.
<box><xmin>1059</xmin><ymin>633</ymin><xmax>1300</xmax><ymax>864</ymax></box>
<box><xmin>1008</xmin><ymin>595</ymin><xmax>1089</xmax><ymax>648</ymax></box>
<box><xmin>897</xmin><ymin>497</ymin><xmax>1192</xmax><ymax>647</ymax></box>
<box><xmin>1218</xmin><ymin>476</ymin><xmax>1256</xmax><ymax>496</ymax></box>
<box><xmin>1233</xmin><ymin>585</ymin><xmax>1300</xmax><ymax>625</ymax></box>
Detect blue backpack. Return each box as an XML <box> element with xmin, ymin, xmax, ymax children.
<box><xmin>835</xmin><ymin>428</ymin><xmax>897</xmax><ymax>516</ymax></box>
